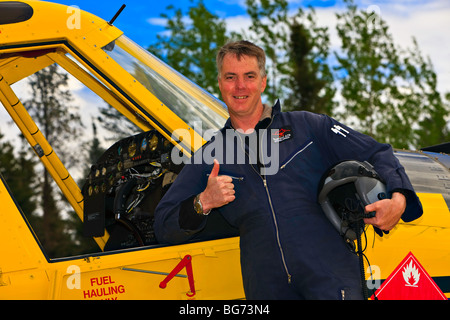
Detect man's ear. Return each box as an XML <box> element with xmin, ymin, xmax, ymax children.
<box><xmin>218</xmin><ymin>75</ymin><xmax>222</xmax><ymax>90</ymax></box>
<box><xmin>261</xmin><ymin>75</ymin><xmax>267</xmax><ymax>93</ymax></box>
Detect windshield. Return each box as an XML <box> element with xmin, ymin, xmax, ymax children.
<box><xmin>103</xmin><ymin>35</ymin><xmax>227</xmax><ymax>134</ymax></box>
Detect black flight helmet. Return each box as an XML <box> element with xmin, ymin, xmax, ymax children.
<box><xmin>318</xmin><ymin>160</ymin><xmax>388</xmax><ymax>243</ymax></box>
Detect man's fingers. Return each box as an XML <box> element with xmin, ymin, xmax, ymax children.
<box><xmin>363</xmin><ymin>199</ymin><xmax>403</xmax><ymax>231</ymax></box>
<box><xmin>365</xmin><ymin>203</ymin><xmax>377</xmax><ymax>213</ymax></box>
<box><xmin>218</xmin><ymin>176</ymin><xmax>233</xmax><ymax>184</ymax></box>
<box><xmin>202</xmin><ymin>160</ymin><xmax>237</xmax><ymax>209</ymax></box>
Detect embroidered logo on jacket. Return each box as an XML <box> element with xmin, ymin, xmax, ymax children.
<box><xmin>331</xmin><ymin>125</ymin><xmax>349</xmax><ymax>137</ymax></box>
<box><xmin>272</xmin><ymin>126</ymin><xmax>293</xmax><ymax>143</ymax></box>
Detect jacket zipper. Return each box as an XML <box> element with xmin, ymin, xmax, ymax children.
<box><xmin>280</xmin><ymin>141</ymin><xmax>313</xmax><ymax>170</ymax></box>
<box><xmin>262</xmin><ymin>177</ymin><xmax>292</xmax><ymax>284</ymax></box>
<box><xmin>236</xmin><ymin>121</ymin><xmax>292</xmax><ymax>284</ymax></box>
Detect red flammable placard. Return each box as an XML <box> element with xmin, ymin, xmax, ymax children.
<box><xmin>372</xmin><ymin>252</ymin><xmax>447</xmax><ymax>300</ymax></box>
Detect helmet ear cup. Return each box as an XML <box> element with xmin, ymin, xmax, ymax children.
<box><xmin>318</xmin><ymin>160</ymin><xmax>388</xmax><ymax>243</ymax></box>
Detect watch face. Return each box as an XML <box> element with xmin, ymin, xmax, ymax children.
<box><xmin>194</xmin><ymin>196</ymin><xmax>203</xmax><ymax>214</ymax></box>
<box><xmin>194</xmin><ymin>205</ymin><xmax>201</xmax><ymax>214</ymax></box>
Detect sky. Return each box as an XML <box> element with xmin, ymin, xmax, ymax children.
<box><xmin>47</xmin><ymin>0</ymin><xmax>450</xmax><ymax>94</ymax></box>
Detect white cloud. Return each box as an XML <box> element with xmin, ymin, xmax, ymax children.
<box><xmin>377</xmin><ymin>1</ymin><xmax>450</xmax><ymax>93</ymax></box>
<box><xmin>307</xmin><ymin>1</ymin><xmax>450</xmax><ymax>94</ymax></box>
<box><xmin>337</xmin><ymin>0</ymin><xmax>450</xmax><ymax>94</ymax></box>
<box><xmin>146</xmin><ymin>17</ymin><xmax>167</xmax><ymax>27</ymax></box>
<box><xmin>224</xmin><ymin>15</ymin><xmax>253</xmax><ymax>35</ymax></box>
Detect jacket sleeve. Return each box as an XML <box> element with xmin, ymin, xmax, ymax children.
<box><xmin>153</xmin><ymin>159</ymin><xmax>209</xmax><ymax>245</ymax></box>
<box><xmin>307</xmin><ymin>112</ymin><xmax>423</xmax><ymax>223</ymax></box>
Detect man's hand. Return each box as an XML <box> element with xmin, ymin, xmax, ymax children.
<box><xmin>199</xmin><ymin>159</ymin><xmax>236</xmax><ymax>212</ymax></box>
<box><xmin>363</xmin><ymin>192</ymin><xmax>407</xmax><ymax>231</ymax></box>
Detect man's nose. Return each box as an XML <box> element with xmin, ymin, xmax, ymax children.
<box><xmin>235</xmin><ymin>77</ymin><xmax>246</xmax><ymax>90</ymax></box>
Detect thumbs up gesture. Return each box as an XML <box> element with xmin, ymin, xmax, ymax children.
<box><xmin>198</xmin><ymin>159</ymin><xmax>236</xmax><ymax>212</ymax></box>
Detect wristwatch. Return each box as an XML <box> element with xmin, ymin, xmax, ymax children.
<box><xmin>194</xmin><ymin>194</ymin><xmax>211</xmax><ymax>216</ymax></box>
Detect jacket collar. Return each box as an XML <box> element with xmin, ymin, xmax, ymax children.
<box><xmin>223</xmin><ymin>99</ymin><xmax>281</xmax><ymax>130</ymax></box>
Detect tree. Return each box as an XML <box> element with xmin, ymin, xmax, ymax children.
<box><xmin>243</xmin><ymin>1</ymin><xmax>335</xmax><ymax>113</ymax></box>
<box><xmin>68</xmin><ymin>119</ymin><xmax>106</xmax><ymax>255</ymax></box>
<box><xmin>86</xmin><ymin>119</ymin><xmax>106</xmax><ymax>166</ymax></box>
<box><xmin>334</xmin><ymin>0</ymin><xmax>449</xmax><ymax>148</ymax></box>
<box><xmin>0</xmin><ymin>131</ymin><xmax>38</xmax><ymax>219</ymax></box>
<box><xmin>244</xmin><ymin>0</ymin><xmax>291</xmax><ymax>103</ymax></box>
<box><xmin>284</xmin><ymin>8</ymin><xmax>335</xmax><ymax>115</ymax></box>
<box><xmin>148</xmin><ymin>0</ymin><xmax>227</xmax><ymax>96</ymax></box>
<box><xmin>97</xmin><ymin>104</ymin><xmax>138</xmax><ymax>142</ymax></box>
<box><xmin>24</xmin><ymin>63</ymin><xmax>84</xmax><ymax>258</ymax></box>
<box><xmin>401</xmin><ymin>39</ymin><xmax>450</xmax><ymax>148</ymax></box>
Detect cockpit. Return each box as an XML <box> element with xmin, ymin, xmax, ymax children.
<box><xmin>0</xmin><ymin>3</ymin><xmax>232</xmax><ymax>255</ymax></box>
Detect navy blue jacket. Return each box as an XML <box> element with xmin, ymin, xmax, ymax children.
<box><xmin>154</xmin><ymin>101</ymin><xmax>423</xmax><ymax>299</ymax></box>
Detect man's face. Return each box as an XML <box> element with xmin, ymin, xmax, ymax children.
<box><xmin>218</xmin><ymin>54</ymin><xmax>267</xmax><ymax>119</ymax></box>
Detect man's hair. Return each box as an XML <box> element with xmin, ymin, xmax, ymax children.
<box><xmin>216</xmin><ymin>40</ymin><xmax>267</xmax><ymax>78</ymax></box>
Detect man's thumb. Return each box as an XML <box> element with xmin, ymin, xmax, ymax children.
<box><xmin>210</xmin><ymin>159</ymin><xmax>220</xmax><ymax>178</ymax></box>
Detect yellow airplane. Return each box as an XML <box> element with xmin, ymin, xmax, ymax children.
<box><xmin>0</xmin><ymin>0</ymin><xmax>448</xmax><ymax>300</ymax></box>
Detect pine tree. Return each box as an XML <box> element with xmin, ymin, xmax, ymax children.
<box><xmin>148</xmin><ymin>0</ymin><xmax>227</xmax><ymax>97</ymax></box>
<box><xmin>68</xmin><ymin>120</ymin><xmax>105</xmax><ymax>254</ymax></box>
<box><xmin>243</xmin><ymin>1</ymin><xmax>335</xmax><ymax>112</ymax></box>
<box><xmin>0</xmin><ymin>131</ymin><xmax>38</xmax><ymax>219</ymax></box>
<box><xmin>401</xmin><ymin>39</ymin><xmax>450</xmax><ymax>148</ymax></box>
<box><xmin>24</xmin><ymin>63</ymin><xmax>83</xmax><ymax>258</ymax></box>
<box><xmin>97</xmin><ymin>104</ymin><xmax>139</xmax><ymax>142</ymax></box>
<box><xmin>284</xmin><ymin>8</ymin><xmax>335</xmax><ymax>114</ymax></box>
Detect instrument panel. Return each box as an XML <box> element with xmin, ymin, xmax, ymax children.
<box><xmin>82</xmin><ymin>129</ymin><xmax>183</xmax><ymax>250</ymax></box>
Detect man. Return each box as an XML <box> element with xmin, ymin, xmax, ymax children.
<box><xmin>154</xmin><ymin>40</ymin><xmax>423</xmax><ymax>299</ymax></box>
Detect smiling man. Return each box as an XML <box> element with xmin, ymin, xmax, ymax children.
<box><xmin>154</xmin><ymin>40</ymin><xmax>423</xmax><ymax>300</ymax></box>
<box><xmin>217</xmin><ymin>45</ymin><xmax>267</xmax><ymax>132</ymax></box>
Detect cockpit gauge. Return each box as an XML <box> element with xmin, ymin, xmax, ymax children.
<box><xmin>149</xmin><ymin>134</ymin><xmax>158</xmax><ymax>151</ymax></box>
<box><xmin>128</xmin><ymin>140</ymin><xmax>137</xmax><ymax>158</ymax></box>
